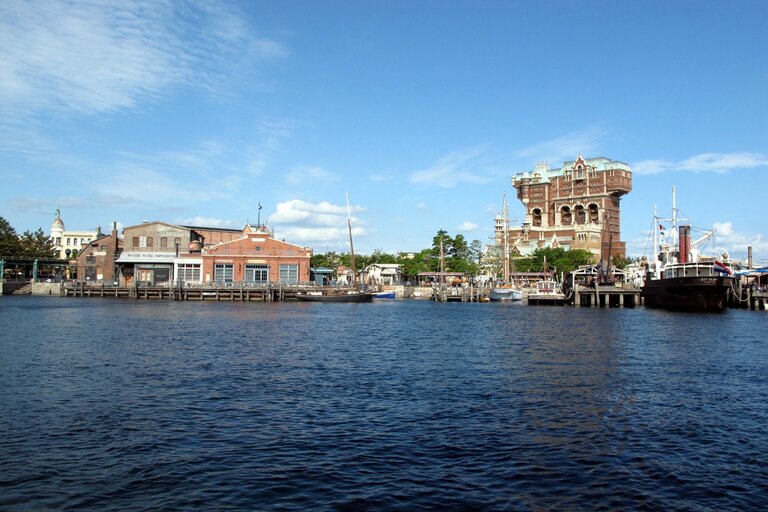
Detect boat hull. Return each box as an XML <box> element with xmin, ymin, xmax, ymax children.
<box><xmin>641</xmin><ymin>276</ymin><xmax>733</xmax><ymax>312</ymax></box>
<box><xmin>296</xmin><ymin>291</ymin><xmax>374</xmax><ymax>302</ymax></box>
<box><xmin>489</xmin><ymin>288</ymin><xmax>522</xmax><ymax>301</ymax></box>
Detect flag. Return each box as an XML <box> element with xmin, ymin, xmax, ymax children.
<box><xmin>258</xmin><ymin>202</ymin><xmax>263</xmax><ymax>210</ymax></box>
<box><xmin>659</xmin><ymin>224</ymin><xmax>665</xmax><ymax>231</ymax></box>
<box><xmin>713</xmin><ymin>261</ymin><xmax>733</xmax><ymax>275</ymax></box>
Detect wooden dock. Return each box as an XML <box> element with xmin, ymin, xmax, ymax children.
<box><xmin>64</xmin><ymin>283</ymin><xmax>314</xmax><ymax>302</ymax></box>
<box><xmin>431</xmin><ymin>285</ymin><xmax>488</xmax><ymax>302</ymax></box>
<box><xmin>569</xmin><ymin>285</ymin><xmax>642</xmax><ymax>308</ymax></box>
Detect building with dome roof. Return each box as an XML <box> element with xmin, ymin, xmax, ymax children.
<box><xmin>49</xmin><ymin>209</ymin><xmax>99</xmax><ymax>260</ymax></box>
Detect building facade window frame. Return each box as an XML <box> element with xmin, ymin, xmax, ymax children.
<box><xmin>214</xmin><ymin>263</ymin><xmax>234</xmax><ymax>284</ymax></box>
<box><xmin>245</xmin><ymin>264</ymin><xmax>269</xmax><ymax>284</ymax></box>
<box><xmin>279</xmin><ymin>264</ymin><xmax>299</xmax><ymax>284</ymax></box>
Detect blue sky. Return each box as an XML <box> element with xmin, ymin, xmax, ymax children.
<box><xmin>2</xmin><ymin>0</ymin><xmax>767</xmax><ymax>263</ymax></box>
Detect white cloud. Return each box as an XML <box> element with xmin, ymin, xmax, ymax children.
<box><xmin>268</xmin><ymin>199</ymin><xmax>367</xmax><ymax>250</ymax></box>
<box><xmin>633</xmin><ymin>152</ymin><xmax>768</xmax><ymax>175</ymax></box>
<box><xmin>457</xmin><ymin>221</ymin><xmax>478</xmax><ymax>232</ymax></box>
<box><xmin>512</xmin><ymin>127</ymin><xmax>606</xmax><ymax>166</ymax></box>
<box><xmin>0</xmin><ymin>0</ymin><xmax>288</xmax><ymax>117</ymax></box>
<box><xmin>370</xmin><ymin>173</ymin><xmax>393</xmax><ymax>183</ymax></box>
<box><xmin>283</xmin><ymin>167</ymin><xmax>339</xmax><ymax>186</ymax></box>
<box><xmin>409</xmin><ymin>147</ymin><xmax>494</xmax><ymax>188</ymax></box>
<box><xmin>625</xmin><ymin>222</ymin><xmax>768</xmax><ymax>263</ymax></box>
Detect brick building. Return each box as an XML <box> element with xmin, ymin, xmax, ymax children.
<box><xmin>203</xmin><ymin>225</ymin><xmax>312</xmax><ymax>284</ymax></box>
<box><xmin>76</xmin><ymin>224</ymin><xmax>123</xmax><ymax>283</ymax></box>
<box><xmin>502</xmin><ymin>156</ymin><xmax>632</xmax><ymax>259</ymax></box>
<box><xmin>116</xmin><ymin>221</ymin><xmax>204</xmax><ymax>286</ymax></box>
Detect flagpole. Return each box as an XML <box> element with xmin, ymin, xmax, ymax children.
<box><xmin>257</xmin><ymin>202</ymin><xmax>262</xmax><ymax>228</ymax></box>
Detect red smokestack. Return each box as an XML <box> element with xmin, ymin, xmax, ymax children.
<box><xmin>679</xmin><ymin>225</ymin><xmax>691</xmax><ymax>264</ymax></box>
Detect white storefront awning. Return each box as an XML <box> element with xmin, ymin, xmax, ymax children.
<box><xmin>116</xmin><ymin>252</ymin><xmax>176</xmax><ymax>264</ymax></box>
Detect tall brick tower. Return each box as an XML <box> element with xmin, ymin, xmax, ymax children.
<box><xmin>504</xmin><ymin>156</ymin><xmax>632</xmax><ymax>260</ymax></box>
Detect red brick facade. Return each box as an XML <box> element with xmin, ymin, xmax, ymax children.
<box><xmin>505</xmin><ymin>156</ymin><xmax>632</xmax><ymax>259</ymax></box>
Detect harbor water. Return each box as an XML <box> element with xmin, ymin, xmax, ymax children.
<box><xmin>1</xmin><ymin>296</ymin><xmax>766</xmax><ymax>511</ymax></box>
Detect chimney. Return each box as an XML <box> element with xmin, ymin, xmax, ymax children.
<box><xmin>679</xmin><ymin>225</ymin><xmax>691</xmax><ymax>264</ymax></box>
<box><xmin>748</xmin><ymin>246</ymin><xmax>753</xmax><ymax>269</ymax></box>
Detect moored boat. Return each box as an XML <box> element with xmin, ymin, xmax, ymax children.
<box><xmin>640</xmin><ymin>189</ymin><xmax>735</xmax><ymax>312</ymax></box>
<box><xmin>489</xmin><ymin>286</ymin><xmax>523</xmax><ymax>301</ymax></box>
<box><xmin>295</xmin><ymin>289</ymin><xmax>374</xmax><ymax>302</ymax></box>
<box><xmin>641</xmin><ymin>260</ymin><xmax>733</xmax><ymax>311</ymax></box>
<box><xmin>491</xmin><ymin>192</ymin><xmax>523</xmax><ymax>302</ymax></box>
<box><xmin>527</xmin><ymin>279</ymin><xmax>566</xmax><ymax>306</ymax></box>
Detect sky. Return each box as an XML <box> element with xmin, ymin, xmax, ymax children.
<box><xmin>1</xmin><ymin>0</ymin><xmax>767</xmax><ymax>263</ymax></box>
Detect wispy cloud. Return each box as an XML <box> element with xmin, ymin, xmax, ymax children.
<box><xmin>370</xmin><ymin>173</ymin><xmax>393</xmax><ymax>183</ymax></box>
<box><xmin>512</xmin><ymin>127</ymin><xmax>606</xmax><ymax>166</ymax></box>
<box><xmin>268</xmin><ymin>199</ymin><xmax>367</xmax><ymax>250</ymax></box>
<box><xmin>633</xmin><ymin>152</ymin><xmax>768</xmax><ymax>175</ymax></box>
<box><xmin>0</xmin><ymin>0</ymin><xmax>288</xmax><ymax>117</ymax></box>
<box><xmin>457</xmin><ymin>221</ymin><xmax>478</xmax><ymax>232</ymax></box>
<box><xmin>409</xmin><ymin>147</ymin><xmax>494</xmax><ymax>188</ymax></box>
<box><xmin>177</xmin><ymin>216</ymin><xmax>242</xmax><ymax>229</ymax></box>
<box><xmin>283</xmin><ymin>167</ymin><xmax>339</xmax><ymax>185</ymax></box>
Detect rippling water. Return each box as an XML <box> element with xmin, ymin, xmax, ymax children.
<box><xmin>1</xmin><ymin>296</ymin><xmax>766</xmax><ymax>511</ymax></box>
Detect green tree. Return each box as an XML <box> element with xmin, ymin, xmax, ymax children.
<box><xmin>515</xmin><ymin>247</ymin><xmax>595</xmax><ymax>275</ymax></box>
<box><xmin>451</xmin><ymin>234</ymin><xmax>470</xmax><ymax>260</ymax></box>
<box><xmin>20</xmin><ymin>229</ymin><xmax>56</xmax><ymax>258</ymax></box>
<box><xmin>399</xmin><ymin>249</ymin><xmax>432</xmax><ymax>280</ymax></box>
<box><xmin>0</xmin><ymin>217</ymin><xmax>21</xmax><ymax>256</ymax></box>
<box><xmin>469</xmin><ymin>239</ymin><xmax>483</xmax><ymax>264</ymax></box>
<box><xmin>611</xmin><ymin>255</ymin><xmax>633</xmax><ymax>270</ymax></box>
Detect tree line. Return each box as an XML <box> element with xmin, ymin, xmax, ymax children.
<box><xmin>0</xmin><ymin>217</ymin><xmax>57</xmax><ymax>258</ymax></box>
<box><xmin>311</xmin><ymin>229</ymin><xmax>620</xmax><ymax>281</ymax></box>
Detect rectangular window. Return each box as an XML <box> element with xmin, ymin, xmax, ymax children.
<box><xmin>133</xmin><ymin>237</ymin><xmax>140</xmax><ymax>248</ymax></box>
<box><xmin>160</xmin><ymin>237</ymin><xmax>168</xmax><ymax>248</ymax></box>
<box><xmin>245</xmin><ymin>264</ymin><xmax>269</xmax><ymax>284</ymax></box>
<box><xmin>67</xmin><ymin>238</ymin><xmax>71</xmax><ymax>246</ymax></box>
<box><xmin>146</xmin><ymin>237</ymin><xmax>153</xmax><ymax>248</ymax></box>
<box><xmin>279</xmin><ymin>264</ymin><xmax>299</xmax><ymax>284</ymax></box>
<box><xmin>85</xmin><ymin>256</ymin><xmax>96</xmax><ymax>265</ymax></box>
<box><xmin>177</xmin><ymin>263</ymin><xmax>201</xmax><ymax>284</ymax></box>
<box><xmin>214</xmin><ymin>264</ymin><xmax>234</xmax><ymax>283</ymax></box>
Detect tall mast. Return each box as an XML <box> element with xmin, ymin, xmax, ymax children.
<box><xmin>439</xmin><ymin>230</ymin><xmax>446</xmax><ymax>283</ymax></box>
<box><xmin>502</xmin><ymin>192</ymin><xmax>509</xmax><ymax>282</ymax></box>
<box><xmin>346</xmin><ymin>193</ymin><xmax>357</xmax><ymax>288</ymax></box>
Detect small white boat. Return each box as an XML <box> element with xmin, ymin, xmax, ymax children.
<box><xmin>489</xmin><ymin>286</ymin><xmax>522</xmax><ymax>301</ymax></box>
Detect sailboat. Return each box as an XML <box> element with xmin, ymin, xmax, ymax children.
<box><xmin>296</xmin><ymin>194</ymin><xmax>374</xmax><ymax>302</ymax></box>
<box><xmin>641</xmin><ymin>187</ymin><xmax>734</xmax><ymax>311</ymax></box>
<box><xmin>490</xmin><ymin>193</ymin><xmax>523</xmax><ymax>301</ymax></box>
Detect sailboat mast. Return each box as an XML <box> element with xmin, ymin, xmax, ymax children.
<box><xmin>502</xmin><ymin>193</ymin><xmax>509</xmax><ymax>283</ymax></box>
<box><xmin>346</xmin><ymin>193</ymin><xmax>357</xmax><ymax>288</ymax></box>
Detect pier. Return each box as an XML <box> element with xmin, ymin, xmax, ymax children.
<box><xmin>430</xmin><ymin>285</ymin><xmax>488</xmax><ymax>302</ymax></box>
<box><xmin>64</xmin><ymin>282</ymin><xmax>322</xmax><ymax>302</ymax></box>
<box><xmin>569</xmin><ymin>285</ymin><xmax>642</xmax><ymax>308</ymax></box>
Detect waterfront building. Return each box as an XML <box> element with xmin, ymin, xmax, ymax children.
<box><xmin>49</xmin><ymin>209</ymin><xmax>99</xmax><ymax>260</ymax></box>
<box><xmin>361</xmin><ymin>263</ymin><xmax>404</xmax><ymax>286</ymax></box>
<box><xmin>116</xmin><ymin>221</ymin><xmax>203</xmax><ymax>287</ymax></box>
<box><xmin>501</xmin><ymin>156</ymin><xmax>632</xmax><ymax>260</ymax></box>
<box><xmin>75</xmin><ymin>224</ymin><xmax>123</xmax><ymax>283</ymax></box>
<box><xmin>202</xmin><ymin>224</ymin><xmax>312</xmax><ymax>285</ymax></box>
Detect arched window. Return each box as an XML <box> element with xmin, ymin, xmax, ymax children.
<box><xmin>588</xmin><ymin>204</ymin><xmax>599</xmax><ymax>223</ymax></box>
<box><xmin>574</xmin><ymin>205</ymin><xmax>586</xmax><ymax>224</ymax></box>
<box><xmin>561</xmin><ymin>206</ymin><xmax>572</xmax><ymax>225</ymax></box>
<box><xmin>532</xmin><ymin>208</ymin><xmax>542</xmax><ymax>227</ymax></box>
